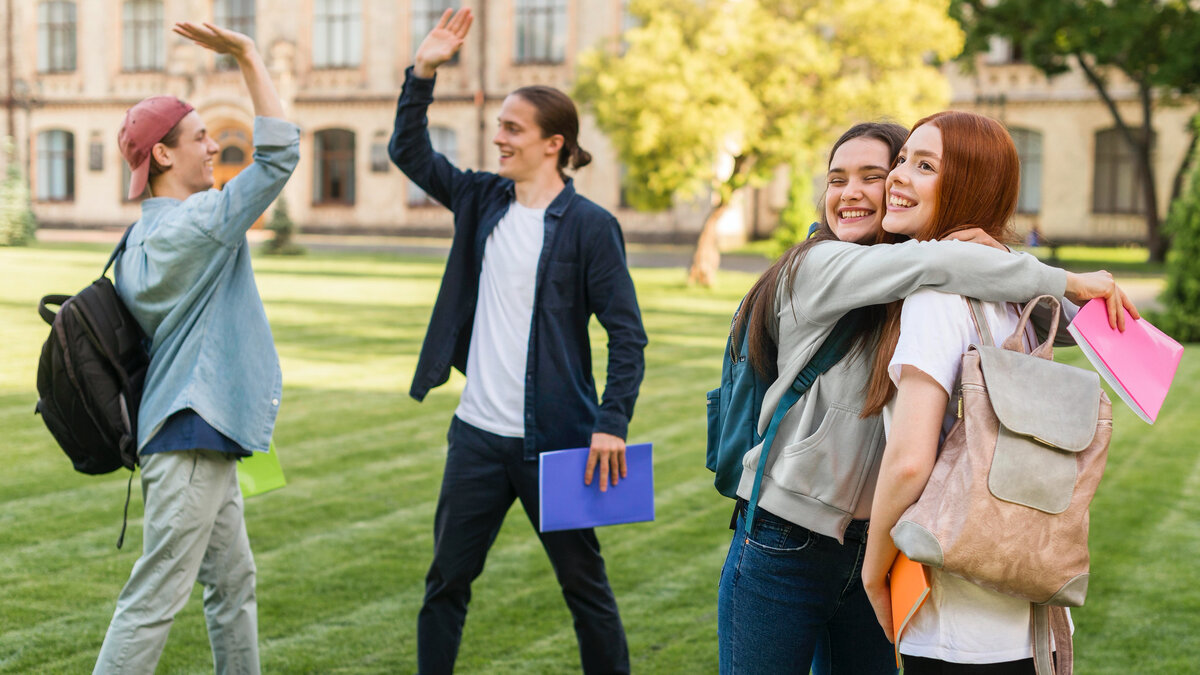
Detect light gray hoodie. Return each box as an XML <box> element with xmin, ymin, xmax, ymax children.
<box><xmin>736</xmin><ymin>239</ymin><xmax>1067</xmax><ymax>542</ymax></box>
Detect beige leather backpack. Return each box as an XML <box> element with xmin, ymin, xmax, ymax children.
<box><xmin>892</xmin><ymin>295</ymin><xmax>1113</xmax><ymax>675</ymax></box>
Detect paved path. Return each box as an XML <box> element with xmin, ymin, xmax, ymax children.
<box><xmin>35</xmin><ymin>228</ymin><xmax>1164</xmax><ymax>311</ymax></box>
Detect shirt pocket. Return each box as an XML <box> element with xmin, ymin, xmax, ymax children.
<box><xmin>541</xmin><ymin>261</ymin><xmax>579</xmax><ymax>311</ymax></box>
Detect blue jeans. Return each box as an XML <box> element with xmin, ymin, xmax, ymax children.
<box><xmin>718</xmin><ymin>503</ymin><xmax>896</xmax><ymax>675</ymax></box>
<box><xmin>417</xmin><ymin>417</ymin><xmax>629</xmax><ymax>675</ymax></box>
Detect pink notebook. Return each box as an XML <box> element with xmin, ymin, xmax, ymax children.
<box><xmin>1066</xmin><ymin>299</ymin><xmax>1184</xmax><ymax>424</ymax></box>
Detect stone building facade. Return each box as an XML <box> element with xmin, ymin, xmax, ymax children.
<box><xmin>2</xmin><ymin>1</ymin><xmax>1194</xmax><ymax>246</ymax></box>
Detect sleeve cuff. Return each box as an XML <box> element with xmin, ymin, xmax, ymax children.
<box><xmin>404</xmin><ymin>66</ymin><xmax>437</xmax><ymax>92</ymax></box>
<box><xmin>252</xmin><ymin>117</ymin><xmax>301</xmax><ymax>148</ymax></box>
<box><xmin>593</xmin><ymin>410</ymin><xmax>630</xmax><ymax>441</ymax></box>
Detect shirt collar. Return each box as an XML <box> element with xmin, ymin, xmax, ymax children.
<box><xmin>502</xmin><ymin>177</ymin><xmax>576</xmax><ymax>218</ymax></box>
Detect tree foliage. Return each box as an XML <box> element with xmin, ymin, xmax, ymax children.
<box><xmin>262</xmin><ymin>196</ymin><xmax>305</xmax><ymax>256</ymax></box>
<box><xmin>1153</xmin><ymin>115</ymin><xmax>1200</xmax><ymax>342</ymax></box>
<box><xmin>574</xmin><ymin>0</ymin><xmax>962</xmax><ymax>284</ymax></box>
<box><xmin>0</xmin><ymin>151</ymin><xmax>37</xmax><ymax>247</ymax></box>
<box><xmin>951</xmin><ymin>0</ymin><xmax>1200</xmax><ymax>262</ymax></box>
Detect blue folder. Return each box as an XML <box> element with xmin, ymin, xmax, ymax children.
<box><xmin>538</xmin><ymin>443</ymin><xmax>654</xmax><ymax>533</ymax></box>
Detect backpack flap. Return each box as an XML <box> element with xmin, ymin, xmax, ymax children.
<box><xmin>976</xmin><ymin>345</ymin><xmax>1102</xmax><ymax>514</ymax></box>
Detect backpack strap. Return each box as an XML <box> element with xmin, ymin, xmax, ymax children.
<box><xmin>967</xmin><ymin>298</ymin><xmax>994</xmax><ymax>348</ymax></box>
<box><xmin>743</xmin><ymin>310</ymin><xmax>862</xmax><ymax>530</ymax></box>
<box><xmin>102</xmin><ymin>224</ymin><xmax>136</xmax><ymax>277</ymax></box>
<box><xmin>1032</xmin><ymin>603</ymin><xmax>1074</xmax><ymax>675</ymax></box>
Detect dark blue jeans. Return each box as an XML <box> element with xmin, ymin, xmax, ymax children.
<box><xmin>718</xmin><ymin>503</ymin><xmax>896</xmax><ymax>675</ymax></box>
<box><xmin>417</xmin><ymin>417</ymin><xmax>630</xmax><ymax>674</ymax></box>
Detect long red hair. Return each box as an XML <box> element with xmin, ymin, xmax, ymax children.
<box><xmin>861</xmin><ymin>111</ymin><xmax>1021</xmax><ymax>417</ymax></box>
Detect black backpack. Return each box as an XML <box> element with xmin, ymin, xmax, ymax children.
<box><xmin>35</xmin><ymin>227</ymin><xmax>148</xmax><ymax>546</ymax></box>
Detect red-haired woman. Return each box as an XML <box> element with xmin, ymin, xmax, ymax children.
<box><xmin>861</xmin><ymin>111</ymin><xmax>1073</xmax><ymax>674</ymax></box>
<box><xmin>717</xmin><ymin>117</ymin><xmax>1134</xmax><ymax>674</ymax></box>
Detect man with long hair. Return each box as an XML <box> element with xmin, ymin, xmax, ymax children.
<box><xmin>390</xmin><ymin>9</ymin><xmax>646</xmax><ymax>674</ymax></box>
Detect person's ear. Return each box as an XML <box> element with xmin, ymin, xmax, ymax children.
<box><xmin>151</xmin><ymin>142</ymin><xmax>173</xmax><ymax>169</ymax></box>
<box><xmin>545</xmin><ymin>134</ymin><xmax>564</xmax><ymax>157</ymax></box>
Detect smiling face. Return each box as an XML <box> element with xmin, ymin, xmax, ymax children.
<box><xmin>824</xmin><ymin>137</ymin><xmax>893</xmax><ymax>244</ymax></box>
<box><xmin>883</xmin><ymin>123</ymin><xmax>942</xmax><ymax>237</ymax></box>
<box><xmin>154</xmin><ymin>111</ymin><xmax>219</xmax><ymax>196</ymax></box>
<box><xmin>493</xmin><ymin>94</ymin><xmax>562</xmax><ymax>183</ymax></box>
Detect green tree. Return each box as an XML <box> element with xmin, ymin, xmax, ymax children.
<box><xmin>0</xmin><ymin>147</ymin><xmax>37</xmax><ymax>247</ymax></box>
<box><xmin>575</xmin><ymin>0</ymin><xmax>962</xmax><ymax>286</ymax></box>
<box><xmin>1153</xmin><ymin>115</ymin><xmax>1200</xmax><ymax>341</ymax></box>
<box><xmin>951</xmin><ymin>0</ymin><xmax>1200</xmax><ymax>263</ymax></box>
<box><xmin>262</xmin><ymin>196</ymin><xmax>304</xmax><ymax>255</ymax></box>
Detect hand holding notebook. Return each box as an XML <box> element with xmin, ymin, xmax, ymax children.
<box><xmin>1067</xmin><ymin>299</ymin><xmax>1183</xmax><ymax>424</ymax></box>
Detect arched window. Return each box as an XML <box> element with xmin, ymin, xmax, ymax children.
<box><xmin>314</xmin><ymin>129</ymin><xmax>356</xmax><ymax>205</ymax></box>
<box><xmin>37</xmin><ymin>130</ymin><xmax>75</xmax><ymax>202</ymax></box>
<box><xmin>220</xmin><ymin>146</ymin><xmax>246</xmax><ymax>165</ymax></box>
<box><xmin>313</xmin><ymin>0</ymin><xmax>362</xmax><ymax>68</ymax></box>
<box><xmin>1009</xmin><ymin>128</ymin><xmax>1042</xmax><ymax>215</ymax></box>
<box><xmin>408</xmin><ymin>127</ymin><xmax>457</xmax><ymax>207</ymax></box>
<box><xmin>514</xmin><ymin>0</ymin><xmax>566</xmax><ymax>64</ymax></box>
<box><xmin>215</xmin><ymin>0</ymin><xmax>256</xmax><ymax>70</ymax></box>
<box><xmin>122</xmin><ymin>0</ymin><xmax>163</xmax><ymax>71</ymax></box>
<box><xmin>1093</xmin><ymin>127</ymin><xmax>1155</xmax><ymax>215</ymax></box>
<box><xmin>37</xmin><ymin>1</ymin><xmax>76</xmax><ymax>73</ymax></box>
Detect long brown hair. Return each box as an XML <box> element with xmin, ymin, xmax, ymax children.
<box><xmin>860</xmin><ymin>111</ymin><xmax>1021</xmax><ymax>417</ymax></box>
<box><xmin>736</xmin><ymin>122</ymin><xmax>908</xmax><ymax>381</ymax></box>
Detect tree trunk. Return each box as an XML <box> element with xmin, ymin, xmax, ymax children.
<box><xmin>687</xmin><ymin>200</ymin><xmax>730</xmax><ymax>287</ymax></box>
<box><xmin>1170</xmin><ymin>116</ymin><xmax>1199</xmax><ymax>204</ymax></box>
<box><xmin>1138</xmin><ymin>85</ymin><xmax>1167</xmax><ymax>263</ymax></box>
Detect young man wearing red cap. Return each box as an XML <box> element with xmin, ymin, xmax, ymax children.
<box><xmin>94</xmin><ymin>22</ymin><xmax>298</xmax><ymax>674</ymax></box>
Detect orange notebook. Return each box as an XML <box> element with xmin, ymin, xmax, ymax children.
<box><xmin>890</xmin><ymin>553</ymin><xmax>931</xmax><ymax>667</ymax></box>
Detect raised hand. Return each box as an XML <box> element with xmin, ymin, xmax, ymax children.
<box><xmin>414</xmin><ymin>8</ymin><xmax>473</xmax><ymax>78</ymax></box>
<box><xmin>173</xmin><ymin>21</ymin><xmax>254</xmax><ymax>59</ymax></box>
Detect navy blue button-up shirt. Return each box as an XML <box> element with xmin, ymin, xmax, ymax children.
<box><xmin>390</xmin><ymin>68</ymin><xmax>648</xmax><ymax>459</ymax></box>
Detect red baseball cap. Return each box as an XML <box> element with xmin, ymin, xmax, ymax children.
<box><xmin>118</xmin><ymin>96</ymin><xmax>194</xmax><ymax>200</ymax></box>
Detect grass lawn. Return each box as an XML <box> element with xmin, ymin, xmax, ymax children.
<box><xmin>1</xmin><ymin>244</ymin><xmax>1196</xmax><ymax>673</ymax></box>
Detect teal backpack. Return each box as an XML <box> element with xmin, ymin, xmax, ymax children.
<box><xmin>706</xmin><ymin>305</ymin><xmax>861</xmax><ymax>510</ymax></box>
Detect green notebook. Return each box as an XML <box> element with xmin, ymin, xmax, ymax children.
<box><xmin>237</xmin><ymin>441</ymin><xmax>286</xmax><ymax>498</ymax></box>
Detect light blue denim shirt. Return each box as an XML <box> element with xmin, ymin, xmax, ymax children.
<box><xmin>114</xmin><ymin>116</ymin><xmax>300</xmax><ymax>454</ymax></box>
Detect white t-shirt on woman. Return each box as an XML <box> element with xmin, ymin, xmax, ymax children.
<box><xmin>883</xmin><ymin>288</ymin><xmax>1067</xmax><ymax>664</ymax></box>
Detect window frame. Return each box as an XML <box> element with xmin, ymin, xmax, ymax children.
<box><xmin>313</xmin><ymin>0</ymin><xmax>363</xmax><ymax>69</ymax></box>
<box><xmin>37</xmin><ymin>1</ymin><xmax>77</xmax><ymax>74</ymax></box>
<box><xmin>36</xmin><ymin>129</ymin><xmax>76</xmax><ymax>203</ymax></box>
<box><xmin>122</xmin><ymin>0</ymin><xmax>164</xmax><ymax>72</ymax></box>
<box><xmin>1092</xmin><ymin>127</ymin><xmax>1155</xmax><ymax>215</ymax></box>
<box><xmin>214</xmin><ymin>0</ymin><xmax>256</xmax><ymax>71</ymax></box>
<box><xmin>313</xmin><ymin>129</ymin><xmax>357</xmax><ymax>206</ymax></box>
<box><xmin>513</xmin><ymin>0</ymin><xmax>567</xmax><ymax>65</ymax></box>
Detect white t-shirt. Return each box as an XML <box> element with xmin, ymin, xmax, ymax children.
<box><xmin>455</xmin><ymin>201</ymin><xmax>546</xmax><ymax>438</ymax></box>
<box><xmin>885</xmin><ymin>289</ymin><xmax>1063</xmax><ymax>664</ymax></box>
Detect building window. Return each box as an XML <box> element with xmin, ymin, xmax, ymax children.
<box><xmin>314</xmin><ymin>129</ymin><xmax>356</xmax><ymax>205</ymax></box>
<box><xmin>408</xmin><ymin>127</ymin><xmax>456</xmax><ymax>207</ymax></box>
<box><xmin>313</xmin><ymin>0</ymin><xmax>362</xmax><ymax>69</ymax></box>
<box><xmin>88</xmin><ymin>136</ymin><xmax>104</xmax><ymax>172</ymax></box>
<box><xmin>36</xmin><ymin>130</ymin><xmax>75</xmax><ymax>202</ymax></box>
<box><xmin>370</xmin><ymin>131</ymin><xmax>391</xmax><ymax>173</ymax></box>
<box><xmin>38</xmin><ymin>1</ymin><xmax>77</xmax><ymax>73</ymax></box>
<box><xmin>984</xmin><ymin>36</ymin><xmax>1025</xmax><ymax>65</ymax></box>
<box><xmin>514</xmin><ymin>0</ymin><xmax>566</xmax><ymax>64</ymax></box>
<box><xmin>123</xmin><ymin>0</ymin><xmax>163</xmax><ymax>71</ymax></box>
<box><xmin>1009</xmin><ymin>128</ymin><xmax>1042</xmax><ymax>215</ymax></box>
<box><xmin>215</xmin><ymin>0</ymin><xmax>255</xmax><ymax>70</ymax></box>
<box><xmin>411</xmin><ymin>0</ymin><xmax>459</xmax><ymax>65</ymax></box>
<box><xmin>1093</xmin><ymin>127</ymin><xmax>1155</xmax><ymax>215</ymax></box>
